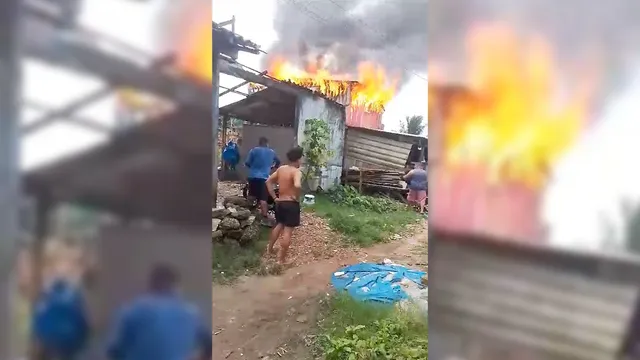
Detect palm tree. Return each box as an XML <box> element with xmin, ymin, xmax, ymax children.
<box><xmin>399</xmin><ymin>115</ymin><xmax>426</xmax><ymax>135</ymax></box>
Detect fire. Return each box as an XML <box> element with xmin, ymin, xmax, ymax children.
<box><xmin>432</xmin><ymin>24</ymin><xmax>595</xmax><ymax>188</ymax></box>
<box><xmin>268</xmin><ymin>57</ymin><xmax>397</xmax><ymax>113</ymax></box>
<box><xmin>175</xmin><ymin>14</ymin><xmax>212</xmax><ymax>82</ymax></box>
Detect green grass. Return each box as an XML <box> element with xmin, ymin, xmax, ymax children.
<box><xmin>212</xmin><ymin>228</ymin><xmax>271</xmax><ymax>284</ymax></box>
<box><xmin>308</xmin><ymin>195</ymin><xmax>420</xmax><ymax>247</ymax></box>
<box><xmin>317</xmin><ymin>293</ymin><xmax>428</xmax><ymax>360</ymax></box>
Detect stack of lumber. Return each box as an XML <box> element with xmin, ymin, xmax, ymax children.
<box><xmin>343</xmin><ymin>168</ymin><xmax>407</xmax><ymax>191</ymax></box>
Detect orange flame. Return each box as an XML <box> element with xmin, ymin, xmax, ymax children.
<box><xmin>176</xmin><ymin>14</ymin><xmax>212</xmax><ymax>82</ymax></box>
<box><xmin>431</xmin><ymin>24</ymin><xmax>596</xmax><ymax>188</ymax></box>
<box><xmin>268</xmin><ymin>57</ymin><xmax>397</xmax><ymax>113</ymax></box>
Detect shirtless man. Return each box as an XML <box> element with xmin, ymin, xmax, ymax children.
<box><xmin>265</xmin><ymin>146</ymin><xmax>304</xmax><ymax>265</ymax></box>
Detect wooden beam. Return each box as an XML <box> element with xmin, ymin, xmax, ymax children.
<box><xmin>219</xmin><ymin>85</ymin><xmax>248</xmax><ymax>97</ymax></box>
<box><xmin>25</xmin><ymin>33</ymin><xmax>211</xmax><ymax>110</ymax></box>
<box><xmin>22</xmin><ymin>55</ymin><xmax>175</xmax><ymax>135</ymax></box>
<box><xmin>218</xmin><ymin>59</ymin><xmax>302</xmax><ymax>97</ymax></box>
<box><xmin>219</xmin><ymin>73</ymin><xmax>266</xmax><ymax>97</ymax></box>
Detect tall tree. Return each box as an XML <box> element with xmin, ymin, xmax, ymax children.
<box><xmin>399</xmin><ymin>115</ymin><xmax>426</xmax><ymax>135</ymax></box>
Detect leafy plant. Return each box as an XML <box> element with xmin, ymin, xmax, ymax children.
<box><xmin>302</xmin><ymin>118</ymin><xmax>333</xmax><ymax>185</ymax></box>
<box><xmin>399</xmin><ymin>115</ymin><xmax>426</xmax><ymax>135</ymax></box>
<box><xmin>310</xmin><ymin>187</ymin><xmax>418</xmax><ymax>245</ymax></box>
<box><xmin>319</xmin><ymin>294</ymin><xmax>428</xmax><ymax>360</ymax></box>
<box><xmin>326</xmin><ymin>185</ymin><xmax>408</xmax><ymax>213</ymax></box>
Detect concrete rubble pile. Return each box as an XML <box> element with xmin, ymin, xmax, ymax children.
<box><xmin>211</xmin><ymin>196</ymin><xmax>260</xmax><ymax>246</ymax></box>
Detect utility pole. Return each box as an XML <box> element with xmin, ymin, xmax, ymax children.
<box><xmin>0</xmin><ymin>0</ymin><xmax>22</xmax><ymax>357</ymax></box>
<box><xmin>212</xmin><ymin>49</ymin><xmax>220</xmax><ymax>206</ymax></box>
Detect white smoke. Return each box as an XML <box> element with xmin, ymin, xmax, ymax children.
<box><xmin>543</xmin><ymin>63</ymin><xmax>640</xmax><ymax>254</ymax></box>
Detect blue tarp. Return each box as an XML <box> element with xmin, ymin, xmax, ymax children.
<box><xmin>331</xmin><ymin>263</ymin><xmax>426</xmax><ymax>303</ymax></box>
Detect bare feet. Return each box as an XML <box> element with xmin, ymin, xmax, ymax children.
<box><xmin>267</xmin><ymin>246</ymin><xmax>278</xmax><ymax>256</ymax></box>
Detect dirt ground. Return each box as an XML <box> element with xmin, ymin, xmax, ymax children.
<box><xmin>212</xmin><ymin>221</ymin><xmax>428</xmax><ymax>359</ymax></box>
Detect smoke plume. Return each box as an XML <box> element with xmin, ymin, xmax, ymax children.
<box><xmin>264</xmin><ymin>0</ymin><xmax>428</xmax><ymax>86</ymax></box>
<box><xmin>428</xmin><ymin>0</ymin><xmax>640</xmax><ymax>97</ymax></box>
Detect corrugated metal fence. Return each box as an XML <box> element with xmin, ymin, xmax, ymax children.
<box><xmin>343</xmin><ymin>126</ymin><xmax>426</xmax><ymax>170</ymax></box>
<box><xmin>430</xmin><ymin>235</ymin><xmax>640</xmax><ymax>360</ymax></box>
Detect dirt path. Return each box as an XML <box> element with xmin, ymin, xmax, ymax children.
<box><xmin>212</xmin><ymin>221</ymin><xmax>427</xmax><ymax>359</ymax></box>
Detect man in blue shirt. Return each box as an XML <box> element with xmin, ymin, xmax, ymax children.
<box><xmin>106</xmin><ymin>264</ymin><xmax>211</xmax><ymax>360</ymax></box>
<box><xmin>32</xmin><ymin>277</ymin><xmax>90</xmax><ymax>360</ymax></box>
<box><xmin>245</xmin><ymin>137</ymin><xmax>281</xmax><ymax>220</ymax></box>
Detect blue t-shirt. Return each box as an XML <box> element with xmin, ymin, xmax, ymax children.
<box><xmin>106</xmin><ymin>293</ymin><xmax>211</xmax><ymax>360</ymax></box>
<box><xmin>245</xmin><ymin>146</ymin><xmax>280</xmax><ymax>179</ymax></box>
<box><xmin>32</xmin><ymin>279</ymin><xmax>90</xmax><ymax>357</ymax></box>
<box><xmin>407</xmin><ymin>169</ymin><xmax>427</xmax><ymax>191</ymax></box>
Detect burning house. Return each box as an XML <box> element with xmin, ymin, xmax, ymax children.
<box><xmin>265</xmin><ymin>57</ymin><xmax>397</xmax><ymax>130</ymax></box>
<box><xmin>428</xmin><ymin>25</ymin><xmax>640</xmax><ymax>360</ymax></box>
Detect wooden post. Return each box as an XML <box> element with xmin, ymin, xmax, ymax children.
<box><xmin>358</xmin><ymin>169</ymin><xmax>363</xmax><ymax>193</ymax></box>
<box><xmin>220</xmin><ymin>115</ymin><xmax>229</xmax><ymax>179</ymax></box>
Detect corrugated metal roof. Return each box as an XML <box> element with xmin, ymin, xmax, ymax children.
<box><xmin>430</xmin><ymin>233</ymin><xmax>640</xmax><ymax>360</ymax></box>
<box><xmin>344</xmin><ymin>127</ymin><xmax>417</xmax><ymax>170</ymax></box>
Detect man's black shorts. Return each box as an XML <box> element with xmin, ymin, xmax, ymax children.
<box><xmin>247</xmin><ymin>178</ymin><xmax>268</xmax><ymax>202</ymax></box>
<box><xmin>275</xmin><ymin>201</ymin><xmax>301</xmax><ymax>227</ymax></box>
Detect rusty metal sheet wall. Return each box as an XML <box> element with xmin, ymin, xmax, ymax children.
<box><xmin>345</xmin><ymin>106</ymin><xmax>383</xmax><ymax>129</ymax></box>
<box><xmin>344</xmin><ymin>127</ymin><xmax>413</xmax><ymax>170</ymax></box>
<box><xmin>429</xmin><ymin>240</ymin><xmax>640</xmax><ymax>360</ymax></box>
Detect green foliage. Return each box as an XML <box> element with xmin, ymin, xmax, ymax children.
<box><xmin>212</xmin><ymin>228</ymin><xmax>270</xmax><ymax>284</ymax></box>
<box><xmin>326</xmin><ymin>185</ymin><xmax>407</xmax><ymax>213</ymax></box>
<box><xmin>302</xmin><ymin>118</ymin><xmax>333</xmax><ymax>178</ymax></box>
<box><xmin>309</xmin><ymin>189</ymin><xmax>420</xmax><ymax>246</ymax></box>
<box><xmin>319</xmin><ymin>294</ymin><xmax>428</xmax><ymax>360</ymax></box>
<box><xmin>399</xmin><ymin>115</ymin><xmax>426</xmax><ymax>135</ymax></box>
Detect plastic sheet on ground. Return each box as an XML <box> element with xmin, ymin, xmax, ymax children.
<box><xmin>331</xmin><ymin>263</ymin><xmax>427</xmax><ymax>312</ymax></box>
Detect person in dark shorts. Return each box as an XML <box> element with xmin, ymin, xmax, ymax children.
<box><xmin>245</xmin><ymin>137</ymin><xmax>280</xmax><ymax>221</ymax></box>
<box><xmin>265</xmin><ymin>146</ymin><xmax>304</xmax><ymax>265</ymax></box>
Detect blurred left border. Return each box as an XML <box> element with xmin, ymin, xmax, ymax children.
<box><xmin>3</xmin><ymin>0</ymin><xmax>214</xmax><ymax>359</ymax></box>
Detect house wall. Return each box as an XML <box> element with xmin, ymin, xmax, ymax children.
<box><xmin>238</xmin><ymin>124</ymin><xmax>296</xmax><ymax>179</ymax></box>
<box><xmin>344</xmin><ymin>127</ymin><xmax>425</xmax><ymax>170</ymax></box>
<box><xmin>296</xmin><ymin>95</ymin><xmax>346</xmax><ymax>190</ymax></box>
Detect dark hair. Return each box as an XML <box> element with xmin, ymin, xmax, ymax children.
<box><xmin>286</xmin><ymin>146</ymin><xmax>304</xmax><ymax>162</ymax></box>
<box><xmin>148</xmin><ymin>263</ymin><xmax>179</xmax><ymax>292</ymax></box>
<box><xmin>258</xmin><ymin>137</ymin><xmax>268</xmax><ymax>146</ymax></box>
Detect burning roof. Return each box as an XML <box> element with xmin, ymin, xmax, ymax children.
<box><xmin>266</xmin><ymin>56</ymin><xmax>397</xmax><ymax>113</ymax></box>
<box><xmin>430</xmin><ymin>23</ymin><xmax>596</xmax><ymax>189</ymax></box>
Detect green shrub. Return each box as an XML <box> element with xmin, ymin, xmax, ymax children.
<box><xmin>319</xmin><ymin>294</ymin><xmax>428</xmax><ymax>360</ymax></box>
<box><xmin>325</xmin><ymin>185</ymin><xmax>408</xmax><ymax>213</ymax></box>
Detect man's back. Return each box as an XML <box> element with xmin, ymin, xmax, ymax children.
<box><xmin>407</xmin><ymin>168</ymin><xmax>427</xmax><ymax>190</ymax></box>
<box><xmin>245</xmin><ymin>146</ymin><xmax>277</xmax><ymax>179</ymax></box>
<box><xmin>107</xmin><ymin>294</ymin><xmax>210</xmax><ymax>360</ymax></box>
<box><xmin>276</xmin><ymin>165</ymin><xmax>302</xmax><ymax>201</ymax></box>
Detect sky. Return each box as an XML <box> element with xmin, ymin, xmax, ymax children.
<box><xmin>212</xmin><ymin>0</ymin><xmax>429</xmax><ymax>132</ymax></box>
